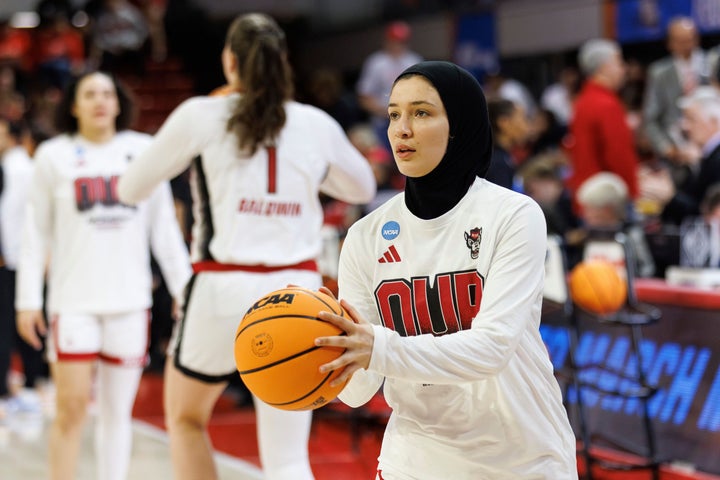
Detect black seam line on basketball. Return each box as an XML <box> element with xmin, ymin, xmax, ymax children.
<box><xmin>267</xmin><ymin>370</ymin><xmax>336</xmax><ymax>407</ymax></box>
<box><xmin>238</xmin><ymin>344</ymin><xmax>325</xmax><ymax>375</ymax></box>
<box><xmin>287</xmin><ymin>287</ymin><xmax>343</xmax><ymax>316</ymax></box>
<box><xmin>235</xmin><ymin>314</ymin><xmax>336</xmax><ymax>339</ymax></box>
<box><xmin>237</xmin><ymin>330</ymin><xmax>347</xmax><ymax>375</ymax></box>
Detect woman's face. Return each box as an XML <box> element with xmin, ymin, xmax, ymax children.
<box><xmin>387</xmin><ymin>76</ymin><xmax>449</xmax><ymax>178</ymax></box>
<box><xmin>72</xmin><ymin>72</ymin><xmax>120</xmax><ymax>133</ymax></box>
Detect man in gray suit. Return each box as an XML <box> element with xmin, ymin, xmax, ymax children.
<box><xmin>642</xmin><ymin>17</ymin><xmax>710</xmax><ymax>165</ymax></box>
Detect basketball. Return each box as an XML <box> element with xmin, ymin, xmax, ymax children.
<box><xmin>569</xmin><ymin>260</ymin><xmax>628</xmax><ymax>315</ymax></box>
<box><xmin>234</xmin><ymin>286</ymin><xmax>349</xmax><ymax>411</ymax></box>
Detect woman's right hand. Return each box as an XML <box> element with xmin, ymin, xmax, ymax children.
<box><xmin>316</xmin><ymin>288</ymin><xmax>375</xmax><ymax>387</ymax></box>
<box><xmin>16</xmin><ymin>310</ymin><xmax>47</xmax><ymax>350</ymax></box>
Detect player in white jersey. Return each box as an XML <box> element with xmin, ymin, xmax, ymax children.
<box><xmin>0</xmin><ymin>117</ymin><xmax>38</xmax><ymax>408</ymax></box>
<box><xmin>117</xmin><ymin>13</ymin><xmax>376</xmax><ymax>480</ymax></box>
<box><xmin>15</xmin><ymin>71</ymin><xmax>192</xmax><ymax>480</ymax></box>
<box><xmin>315</xmin><ymin>61</ymin><xmax>578</xmax><ymax>479</ymax></box>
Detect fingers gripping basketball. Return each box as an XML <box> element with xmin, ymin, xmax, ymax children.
<box><xmin>234</xmin><ymin>287</ymin><xmax>349</xmax><ymax>411</ymax></box>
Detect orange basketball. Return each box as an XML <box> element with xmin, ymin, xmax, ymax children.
<box><xmin>234</xmin><ymin>287</ymin><xmax>349</xmax><ymax>411</ymax></box>
<box><xmin>569</xmin><ymin>260</ymin><xmax>628</xmax><ymax>315</ymax></box>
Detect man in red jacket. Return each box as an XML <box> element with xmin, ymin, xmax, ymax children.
<box><xmin>566</xmin><ymin>38</ymin><xmax>639</xmax><ymax>214</ymax></box>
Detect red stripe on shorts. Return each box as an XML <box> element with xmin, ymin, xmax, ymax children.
<box><xmin>98</xmin><ymin>352</ymin><xmax>148</xmax><ymax>368</ymax></box>
<box><xmin>56</xmin><ymin>351</ymin><xmax>99</xmax><ymax>362</ymax></box>
<box><xmin>192</xmin><ymin>259</ymin><xmax>318</xmax><ymax>274</ymax></box>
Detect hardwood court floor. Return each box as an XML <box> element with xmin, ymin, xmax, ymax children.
<box><xmin>2</xmin><ymin>370</ymin><xmax>720</xmax><ymax>480</ymax></box>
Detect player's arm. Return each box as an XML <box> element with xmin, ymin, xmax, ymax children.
<box><xmin>15</xmin><ymin>150</ymin><xmax>53</xmax><ymax>349</ymax></box>
<box><xmin>333</xmin><ymin>226</ymin><xmax>384</xmax><ymax>407</ymax></box>
<box><xmin>146</xmin><ymin>181</ymin><xmax>192</xmax><ymax>302</ymax></box>
<box><xmin>118</xmin><ymin>98</ymin><xmax>206</xmax><ymax>204</ymax></box>
<box><xmin>317</xmin><ymin>114</ymin><xmax>376</xmax><ymax>205</ymax></box>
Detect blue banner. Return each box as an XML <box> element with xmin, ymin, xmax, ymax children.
<box><xmin>616</xmin><ymin>0</ymin><xmax>720</xmax><ymax>43</ymax></box>
<box><xmin>453</xmin><ymin>13</ymin><xmax>497</xmax><ymax>82</ymax></box>
<box><xmin>541</xmin><ymin>300</ymin><xmax>720</xmax><ymax>474</ymax></box>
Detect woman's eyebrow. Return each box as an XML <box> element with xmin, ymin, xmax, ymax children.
<box><xmin>387</xmin><ymin>100</ymin><xmax>438</xmax><ymax>108</ymax></box>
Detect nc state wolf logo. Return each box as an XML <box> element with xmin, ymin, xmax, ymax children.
<box><xmin>464</xmin><ymin>227</ymin><xmax>482</xmax><ymax>259</ymax></box>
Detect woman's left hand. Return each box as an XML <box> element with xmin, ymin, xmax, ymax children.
<box><xmin>315</xmin><ymin>287</ymin><xmax>375</xmax><ymax>387</ymax></box>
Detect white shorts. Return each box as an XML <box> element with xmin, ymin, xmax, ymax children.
<box><xmin>171</xmin><ymin>269</ymin><xmax>322</xmax><ymax>382</ymax></box>
<box><xmin>47</xmin><ymin>310</ymin><xmax>150</xmax><ymax>367</ymax></box>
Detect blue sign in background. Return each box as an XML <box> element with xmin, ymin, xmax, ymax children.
<box><xmin>541</xmin><ymin>301</ymin><xmax>720</xmax><ymax>475</ymax></box>
<box><xmin>453</xmin><ymin>13</ymin><xmax>498</xmax><ymax>82</ymax></box>
<box><xmin>616</xmin><ymin>0</ymin><xmax>720</xmax><ymax>43</ymax></box>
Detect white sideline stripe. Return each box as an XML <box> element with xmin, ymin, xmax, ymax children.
<box><xmin>132</xmin><ymin>419</ymin><xmax>264</xmax><ymax>479</ymax></box>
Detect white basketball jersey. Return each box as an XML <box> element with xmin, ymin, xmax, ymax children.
<box><xmin>16</xmin><ymin>131</ymin><xmax>191</xmax><ymax>314</ymax></box>
<box><xmin>0</xmin><ymin>145</ymin><xmax>34</xmax><ymax>270</ymax></box>
<box><xmin>118</xmin><ymin>95</ymin><xmax>376</xmax><ymax>267</ymax></box>
<box><xmin>338</xmin><ymin>179</ymin><xmax>577</xmax><ymax>479</ymax></box>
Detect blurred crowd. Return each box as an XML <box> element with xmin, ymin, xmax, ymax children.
<box><xmin>308</xmin><ymin>17</ymin><xmax>720</xmax><ymax>282</ymax></box>
<box><xmin>3</xmin><ymin>9</ymin><xmax>720</xmax><ymax>414</ymax></box>
<box><xmin>0</xmin><ymin>0</ymin><xmax>165</xmax><ymax>143</ymax></box>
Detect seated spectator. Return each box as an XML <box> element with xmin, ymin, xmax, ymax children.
<box><xmin>0</xmin><ymin>20</ymin><xmax>32</xmax><ymax>76</ymax></box>
<box><xmin>530</xmin><ymin>108</ymin><xmax>567</xmax><ymax>156</ymax></box>
<box><xmin>519</xmin><ymin>152</ymin><xmax>582</xmax><ymax>264</ymax></box>
<box><xmin>485</xmin><ymin>67</ymin><xmax>538</xmax><ymax>122</ymax></box>
<box><xmin>675</xmin><ymin>182</ymin><xmax>720</xmax><ymax>269</ymax></box>
<box><xmin>486</xmin><ymin>97</ymin><xmax>531</xmax><ymax>190</ymax></box>
<box><xmin>540</xmin><ymin>65</ymin><xmax>579</xmax><ymax>126</ymax></box>
<box><xmin>305</xmin><ymin>67</ymin><xmax>361</xmax><ymax>132</ymax></box>
<box><xmin>0</xmin><ymin>66</ymin><xmax>25</xmax><ymax>122</ymax></box>
<box><xmin>701</xmin><ymin>183</ymin><xmax>720</xmax><ymax>222</ymax></box>
<box><xmin>522</xmin><ymin>152</ymin><xmax>577</xmax><ymax>225</ymax></box>
<box><xmin>639</xmin><ymin>86</ymin><xmax>720</xmax><ymax>225</ymax></box>
<box><xmin>88</xmin><ymin>0</ymin><xmax>149</xmax><ymax>75</ymax></box>
<box><xmin>31</xmin><ymin>8</ymin><xmax>85</xmax><ymax>89</ymax></box>
<box><xmin>577</xmin><ymin>172</ymin><xmax>656</xmax><ymax>278</ymax></box>
<box><xmin>24</xmin><ymin>85</ymin><xmax>62</xmax><ymax>139</ymax></box>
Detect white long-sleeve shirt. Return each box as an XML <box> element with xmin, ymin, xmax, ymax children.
<box><xmin>118</xmin><ymin>95</ymin><xmax>376</xmax><ymax>266</ymax></box>
<box><xmin>0</xmin><ymin>146</ymin><xmax>34</xmax><ymax>270</ymax></box>
<box><xmin>338</xmin><ymin>179</ymin><xmax>577</xmax><ymax>480</ymax></box>
<box><xmin>16</xmin><ymin>131</ymin><xmax>191</xmax><ymax>313</ymax></box>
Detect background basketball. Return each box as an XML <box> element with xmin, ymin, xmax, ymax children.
<box><xmin>234</xmin><ymin>287</ymin><xmax>349</xmax><ymax>411</ymax></box>
<box><xmin>569</xmin><ymin>260</ymin><xmax>628</xmax><ymax>315</ymax></box>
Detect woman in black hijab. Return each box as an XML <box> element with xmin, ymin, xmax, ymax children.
<box><xmin>316</xmin><ymin>61</ymin><xmax>577</xmax><ymax>479</ymax></box>
<box><xmin>398</xmin><ymin>61</ymin><xmax>493</xmax><ymax>219</ymax></box>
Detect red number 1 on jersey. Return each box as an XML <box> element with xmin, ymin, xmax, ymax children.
<box><xmin>267</xmin><ymin>146</ymin><xmax>277</xmax><ymax>194</ymax></box>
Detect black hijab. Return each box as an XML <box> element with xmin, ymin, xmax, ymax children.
<box><xmin>394</xmin><ymin>61</ymin><xmax>493</xmax><ymax>219</ymax></box>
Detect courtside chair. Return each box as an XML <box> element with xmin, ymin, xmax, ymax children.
<box><xmin>575</xmin><ymin>230</ymin><xmax>663</xmax><ymax>480</ymax></box>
